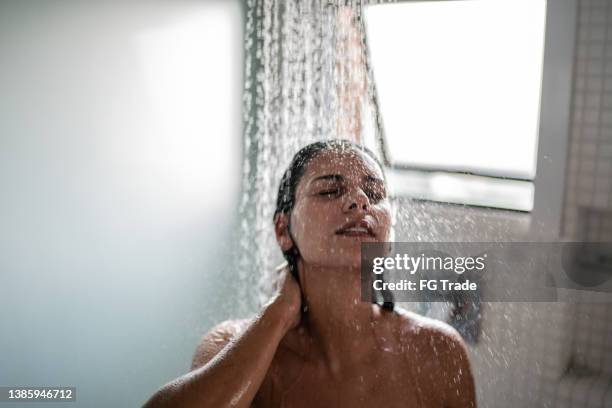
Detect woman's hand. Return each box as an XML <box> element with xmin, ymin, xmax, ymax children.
<box><xmin>270</xmin><ymin>263</ymin><xmax>302</xmax><ymax>332</ymax></box>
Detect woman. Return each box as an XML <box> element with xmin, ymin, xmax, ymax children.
<box><xmin>144</xmin><ymin>139</ymin><xmax>476</xmax><ymax>407</ymax></box>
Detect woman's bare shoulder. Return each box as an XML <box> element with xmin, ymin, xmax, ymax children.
<box><xmin>392</xmin><ymin>306</ymin><xmax>464</xmax><ymax>347</ymax></box>
<box><xmin>393</xmin><ymin>306</ymin><xmax>476</xmax><ymax>407</ymax></box>
<box><xmin>191</xmin><ymin>318</ymin><xmax>251</xmax><ymax>370</ymax></box>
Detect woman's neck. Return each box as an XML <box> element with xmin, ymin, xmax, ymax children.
<box><xmin>297</xmin><ymin>261</ymin><xmax>382</xmax><ymax>375</ymax></box>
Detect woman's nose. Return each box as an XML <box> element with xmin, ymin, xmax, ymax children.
<box><xmin>343</xmin><ymin>189</ymin><xmax>370</xmax><ymax>213</ymax></box>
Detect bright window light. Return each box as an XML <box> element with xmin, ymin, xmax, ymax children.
<box><xmin>365</xmin><ymin>0</ymin><xmax>547</xmax><ymax>180</ymax></box>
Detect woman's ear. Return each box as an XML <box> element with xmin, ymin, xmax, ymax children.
<box><xmin>274</xmin><ymin>213</ymin><xmax>294</xmax><ymax>252</ymax></box>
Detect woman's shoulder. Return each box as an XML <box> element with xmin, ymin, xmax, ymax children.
<box><xmin>191</xmin><ymin>318</ymin><xmax>250</xmax><ymax>370</ymax></box>
<box><xmin>391</xmin><ymin>306</ymin><xmax>476</xmax><ymax>406</ymax></box>
<box><xmin>392</xmin><ymin>306</ymin><xmax>465</xmax><ymax>348</ymax></box>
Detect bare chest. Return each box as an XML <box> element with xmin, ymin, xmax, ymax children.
<box><xmin>254</xmin><ymin>353</ymin><xmax>443</xmax><ymax>408</ymax></box>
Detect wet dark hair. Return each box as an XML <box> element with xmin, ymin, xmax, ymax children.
<box><xmin>273</xmin><ymin>139</ymin><xmax>394</xmax><ymax>311</ymax></box>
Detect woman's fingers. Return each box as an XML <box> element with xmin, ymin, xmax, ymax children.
<box><xmin>274</xmin><ymin>262</ymin><xmax>288</xmax><ymax>272</ymax></box>
<box><xmin>273</xmin><ymin>262</ymin><xmax>289</xmax><ymax>292</ymax></box>
<box><xmin>272</xmin><ymin>262</ymin><xmax>302</xmax><ymax>330</ymax></box>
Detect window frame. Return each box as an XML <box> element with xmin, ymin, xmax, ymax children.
<box><xmin>363</xmin><ymin>0</ymin><xmax>577</xmax><ymax>236</ymax></box>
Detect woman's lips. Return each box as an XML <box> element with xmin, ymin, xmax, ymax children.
<box><xmin>335</xmin><ymin>218</ymin><xmax>376</xmax><ymax>238</ymax></box>
<box><xmin>336</xmin><ymin>226</ymin><xmax>376</xmax><ymax>238</ymax></box>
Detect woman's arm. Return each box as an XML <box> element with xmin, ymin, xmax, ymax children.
<box><xmin>190</xmin><ymin>319</ymin><xmax>249</xmax><ymax>371</ymax></box>
<box><xmin>143</xmin><ymin>267</ymin><xmax>301</xmax><ymax>408</ymax></box>
<box><xmin>443</xmin><ymin>333</ymin><xmax>477</xmax><ymax>408</ymax></box>
<box><xmin>430</xmin><ymin>325</ymin><xmax>476</xmax><ymax>408</ymax></box>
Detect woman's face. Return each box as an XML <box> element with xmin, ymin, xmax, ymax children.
<box><xmin>287</xmin><ymin>147</ymin><xmax>392</xmax><ymax>269</ymax></box>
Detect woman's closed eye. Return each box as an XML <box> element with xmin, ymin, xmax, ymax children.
<box><xmin>318</xmin><ymin>189</ymin><xmax>341</xmax><ymax>197</ymax></box>
<box><xmin>362</xmin><ymin>181</ymin><xmax>386</xmax><ymax>202</ymax></box>
<box><xmin>365</xmin><ymin>188</ymin><xmax>385</xmax><ymax>202</ymax></box>
<box><xmin>317</xmin><ymin>187</ymin><xmax>385</xmax><ymax>203</ymax></box>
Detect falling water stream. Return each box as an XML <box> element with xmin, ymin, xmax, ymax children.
<box><xmin>235</xmin><ymin>0</ymin><xmax>393</xmax><ymax>312</ymax></box>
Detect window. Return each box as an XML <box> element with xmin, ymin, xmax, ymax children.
<box><xmin>364</xmin><ymin>0</ymin><xmax>547</xmax><ymax>211</ymax></box>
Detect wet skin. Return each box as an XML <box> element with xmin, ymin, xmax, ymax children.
<box><xmin>124</xmin><ymin>148</ymin><xmax>477</xmax><ymax>407</ymax></box>
<box><xmin>197</xmin><ymin>307</ymin><xmax>474</xmax><ymax>407</ymax></box>
<box><xmin>191</xmin><ymin>148</ymin><xmax>476</xmax><ymax>407</ymax></box>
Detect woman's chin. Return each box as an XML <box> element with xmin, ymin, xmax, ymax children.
<box><xmin>327</xmin><ymin>252</ymin><xmax>363</xmax><ymax>270</ymax></box>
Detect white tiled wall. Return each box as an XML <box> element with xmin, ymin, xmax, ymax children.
<box><xmin>564</xmin><ymin>0</ymin><xmax>612</xmax><ymax>237</ymax></box>
<box><xmin>559</xmin><ymin>0</ymin><xmax>612</xmax><ymax>406</ymax></box>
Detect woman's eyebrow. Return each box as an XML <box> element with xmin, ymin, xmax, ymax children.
<box><xmin>310</xmin><ymin>174</ymin><xmax>344</xmax><ymax>184</ymax></box>
<box><xmin>364</xmin><ymin>175</ymin><xmax>384</xmax><ymax>184</ymax></box>
<box><xmin>309</xmin><ymin>174</ymin><xmax>384</xmax><ymax>185</ymax></box>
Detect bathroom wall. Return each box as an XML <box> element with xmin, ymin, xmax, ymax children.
<box><xmin>0</xmin><ymin>1</ymin><xmax>243</xmax><ymax>406</ymax></box>
<box><xmin>564</xmin><ymin>0</ymin><xmax>612</xmax><ymax>239</ymax></box>
<box><xmin>557</xmin><ymin>0</ymin><xmax>612</xmax><ymax>405</ymax></box>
